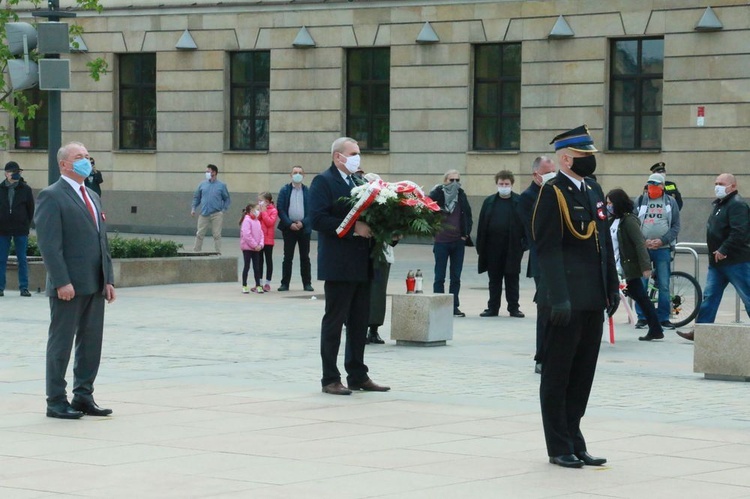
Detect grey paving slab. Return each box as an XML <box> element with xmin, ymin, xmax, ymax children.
<box><xmin>0</xmin><ymin>236</ymin><xmax>748</xmax><ymax>497</ymax></box>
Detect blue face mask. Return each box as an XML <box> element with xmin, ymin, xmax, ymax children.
<box><xmin>10</xmin><ymin>172</ymin><xmax>21</xmax><ymax>181</ymax></box>
<box><xmin>607</xmin><ymin>205</ymin><xmax>615</xmax><ymax>216</ymax></box>
<box><xmin>72</xmin><ymin>158</ymin><xmax>92</xmax><ymax>178</ymax></box>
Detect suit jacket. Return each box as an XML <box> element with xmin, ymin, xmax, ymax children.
<box><xmin>532</xmin><ymin>172</ymin><xmax>618</xmax><ymax>311</ymax></box>
<box><xmin>517</xmin><ymin>181</ymin><xmax>541</xmax><ymax>278</ymax></box>
<box><xmin>310</xmin><ymin>164</ymin><xmax>371</xmax><ymax>282</ymax></box>
<box><xmin>277</xmin><ymin>182</ymin><xmax>312</xmax><ymax>234</ymax></box>
<box><xmin>34</xmin><ymin>178</ymin><xmax>114</xmax><ymax>297</ymax></box>
<box><xmin>476</xmin><ymin>192</ymin><xmax>526</xmax><ymax>274</ymax></box>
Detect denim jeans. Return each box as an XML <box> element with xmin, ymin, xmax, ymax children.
<box><xmin>433</xmin><ymin>239</ymin><xmax>465</xmax><ymax>310</ymax></box>
<box><xmin>635</xmin><ymin>247</ymin><xmax>671</xmax><ymax>323</ymax></box>
<box><xmin>0</xmin><ymin>235</ymin><xmax>29</xmax><ymax>291</ymax></box>
<box><xmin>695</xmin><ymin>262</ymin><xmax>750</xmax><ymax>324</ymax></box>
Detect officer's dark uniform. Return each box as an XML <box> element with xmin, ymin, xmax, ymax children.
<box><xmin>649</xmin><ymin>162</ymin><xmax>682</xmax><ymax>210</ymax></box>
<box><xmin>532</xmin><ymin>126</ymin><xmax>619</xmax><ymax>467</ymax></box>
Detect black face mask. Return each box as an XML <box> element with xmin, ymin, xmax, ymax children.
<box><xmin>570</xmin><ymin>155</ymin><xmax>596</xmax><ymax>178</ymax></box>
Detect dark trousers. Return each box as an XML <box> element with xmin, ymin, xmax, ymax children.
<box><xmin>259</xmin><ymin>245</ymin><xmax>274</xmax><ymax>281</ymax></box>
<box><xmin>626</xmin><ymin>277</ymin><xmax>662</xmax><ymax>335</ymax></box>
<box><xmin>486</xmin><ymin>253</ymin><xmax>520</xmax><ymax>313</ymax></box>
<box><xmin>242</xmin><ymin>250</ymin><xmax>262</xmax><ymax>287</ymax></box>
<box><xmin>321</xmin><ymin>280</ymin><xmax>370</xmax><ymax>387</ymax></box>
<box><xmin>46</xmin><ymin>294</ymin><xmax>105</xmax><ymax>405</ymax></box>
<box><xmin>433</xmin><ymin>239</ymin><xmax>465</xmax><ymax>310</ymax></box>
<box><xmin>533</xmin><ymin>276</ymin><xmax>549</xmax><ymax>362</ymax></box>
<box><xmin>281</xmin><ymin>230</ymin><xmax>312</xmax><ymax>287</ymax></box>
<box><xmin>540</xmin><ymin>308</ymin><xmax>604</xmax><ymax>457</ymax></box>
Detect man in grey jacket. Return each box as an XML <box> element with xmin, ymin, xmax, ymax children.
<box><xmin>35</xmin><ymin>141</ymin><xmax>116</xmax><ymax>419</ymax></box>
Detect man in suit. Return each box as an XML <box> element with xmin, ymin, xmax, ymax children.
<box><xmin>34</xmin><ymin>141</ymin><xmax>116</xmax><ymax>419</ymax></box>
<box><xmin>309</xmin><ymin>136</ymin><xmax>389</xmax><ymax>395</ymax></box>
<box><xmin>276</xmin><ymin>165</ymin><xmax>314</xmax><ymax>292</ymax></box>
<box><xmin>533</xmin><ymin>126</ymin><xmax>619</xmax><ymax>468</ymax></box>
<box><xmin>517</xmin><ymin>156</ymin><xmax>556</xmax><ymax>374</ymax></box>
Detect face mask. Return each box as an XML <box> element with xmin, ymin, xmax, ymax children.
<box><xmin>569</xmin><ymin>155</ymin><xmax>596</xmax><ymax>178</ymax></box>
<box><xmin>715</xmin><ymin>185</ymin><xmax>728</xmax><ymax>199</ymax></box>
<box><xmin>540</xmin><ymin>171</ymin><xmax>556</xmax><ymax>185</ymax></box>
<box><xmin>72</xmin><ymin>158</ymin><xmax>92</xmax><ymax>178</ymax></box>
<box><xmin>205</xmin><ymin>172</ymin><xmax>212</xmax><ymax>180</ymax></box>
<box><xmin>10</xmin><ymin>172</ymin><xmax>21</xmax><ymax>181</ymax></box>
<box><xmin>607</xmin><ymin>204</ymin><xmax>615</xmax><ymax>216</ymax></box>
<box><xmin>292</xmin><ymin>173</ymin><xmax>303</xmax><ymax>184</ymax></box>
<box><xmin>340</xmin><ymin>153</ymin><xmax>361</xmax><ymax>174</ymax></box>
<box><xmin>647</xmin><ymin>185</ymin><xmax>663</xmax><ymax>199</ymax></box>
<box><xmin>497</xmin><ymin>186</ymin><xmax>512</xmax><ymax>197</ymax></box>
<box><xmin>253</xmin><ymin>210</ymin><xmax>260</xmax><ymax>217</ymax></box>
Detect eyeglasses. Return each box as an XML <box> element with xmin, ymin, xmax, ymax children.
<box><xmin>448</xmin><ymin>178</ymin><xmax>460</xmax><ymax>183</ymax></box>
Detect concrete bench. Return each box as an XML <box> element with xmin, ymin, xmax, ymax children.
<box><xmin>694</xmin><ymin>323</ymin><xmax>750</xmax><ymax>381</ymax></box>
<box><xmin>390</xmin><ymin>293</ymin><xmax>453</xmax><ymax>346</ymax></box>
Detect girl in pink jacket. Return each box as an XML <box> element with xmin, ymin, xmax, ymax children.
<box><xmin>239</xmin><ymin>203</ymin><xmax>264</xmax><ymax>294</ymax></box>
<box><xmin>258</xmin><ymin>192</ymin><xmax>278</xmax><ymax>292</ymax></box>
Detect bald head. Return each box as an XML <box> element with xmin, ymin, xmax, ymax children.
<box><xmin>715</xmin><ymin>173</ymin><xmax>738</xmax><ymax>196</ymax></box>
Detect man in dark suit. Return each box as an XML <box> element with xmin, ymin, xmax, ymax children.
<box><xmin>532</xmin><ymin>126</ymin><xmax>619</xmax><ymax>468</ymax></box>
<box><xmin>309</xmin><ymin>136</ymin><xmax>390</xmax><ymax>395</ymax></box>
<box><xmin>517</xmin><ymin>156</ymin><xmax>556</xmax><ymax>374</ymax></box>
<box><xmin>34</xmin><ymin>141</ymin><xmax>116</xmax><ymax>419</ymax></box>
<box><xmin>276</xmin><ymin>165</ymin><xmax>314</xmax><ymax>292</ymax></box>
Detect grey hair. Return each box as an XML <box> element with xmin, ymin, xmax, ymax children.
<box><xmin>443</xmin><ymin>169</ymin><xmax>460</xmax><ymax>182</ymax></box>
<box><xmin>331</xmin><ymin>137</ymin><xmax>357</xmax><ymax>157</ymax></box>
<box><xmin>532</xmin><ymin>156</ymin><xmax>550</xmax><ymax>173</ymax></box>
<box><xmin>57</xmin><ymin>141</ymin><xmax>86</xmax><ymax>163</ymax></box>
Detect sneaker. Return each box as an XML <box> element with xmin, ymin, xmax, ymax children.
<box><xmin>660</xmin><ymin>321</ymin><xmax>676</xmax><ymax>330</ymax></box>
<box><xmin>242</xmin><ymin>286</ymin><xmax>249</xmax><ymax>294</ymax></box>
<box><xmin>20</xmin><ymin>289</ymin><xmax>31</xmax><ymax>297</ymax></box>
<box><xmin>634</xmin><ymin>319</ymin><xmax>648</xmax><ymax>329</ymax></box>
<box><xmin>255</xmin><ymin>286</ymin><xmax>264</xmax><ymax>294</ymax></box>
<box><xmin>453</xmin><ymin>308</ymin><xmax>466</xmax><ymax>318</ymax></box>
<box><xmin>263</xmin><ymin>284</ymin><xmax>271</xmax><ymax>292</ymax></box>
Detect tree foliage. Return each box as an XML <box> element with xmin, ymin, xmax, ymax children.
<box><xmin>0</xmin><ymin>0</ymin><xmax>107</xmax><ymax>147</ymax></box>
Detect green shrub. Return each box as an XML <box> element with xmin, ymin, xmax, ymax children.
<box><xmin>19</xmin><ymin>235</ymin><xmax>182</xmax><ymax>258</ymax></box>
<box><xmin>8</xmin><ymin>235</ymin><xmax>40</xmax><ymax>256</ymax></box>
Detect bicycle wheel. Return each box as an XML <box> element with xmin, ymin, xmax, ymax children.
<box><xmin>668</xmin><ymin>271</ymin><xmax>702</xmax><ymax>328</ymax></box>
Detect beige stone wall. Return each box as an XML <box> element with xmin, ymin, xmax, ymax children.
<box><xmin>5</xmin><ymin>0</ymin><xmax>748</xmax><ymax>241</ymax></box>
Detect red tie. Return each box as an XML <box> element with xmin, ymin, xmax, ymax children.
<box><xmin>79</xmin><ymin>185</ymin><xmax>97</xmax><ymax>225</ymax></box>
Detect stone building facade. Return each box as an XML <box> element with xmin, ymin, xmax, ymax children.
<box><xmin>5</xmin><ymin>0</ymin><xmax>749</xmax><ymax>242</ymax></box>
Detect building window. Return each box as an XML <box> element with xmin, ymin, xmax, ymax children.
<box><xmin>346</xmin><ymin>48</ymin><xmax>390</xmax><ymax>151</ymax></box>
<box><xmin>14</xmin><ymin>88</ymin><xmax>48</xmax><ymax>150</ymax></box>
<box><xmin>230</xmin><ymin>51</ymin><xmax>270</xmax><ymax>151</ymax></box>
<box><xmin>609</xmin><ymin>38</ymin><xmax>664</xmax><ymax>150</ymax></box>
<box><xmin>119</xmin><ymin>53</ymin><xmax>156</xmax><ymax>150</ymax></box>
<box><xmin>473</xmin><ymin>43</ymin><xmax>521</xmax><ymax>151</ymax></box>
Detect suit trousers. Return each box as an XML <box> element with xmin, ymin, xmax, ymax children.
<box><xmin>321</xmin><ymin>280</ymin><xmax>370</xmax><ymax>387</ymax></box>
<box><xmin>281</xmin><ymin>230</ymin><xmax>312</xmax><ymax>287</ymax></box>
<box><xmin>533</xmin><ymin>276</ymin><xmax>549</xmax><ymax>363</ymax></box>
<box><xmin>540</xmin><ymin>308</ymin><xmax>604</xmax><ymax>457</ymax></box>
<box><xmin>46</xmin><ymin>293</ymin><xmax>105</xmax><ymax>404</ymax></box>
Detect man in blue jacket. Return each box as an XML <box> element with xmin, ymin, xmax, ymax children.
<box><xmin>276</xmin><ymin>166</ymin><xmax>313</xmax><ymax>292</ymax></box>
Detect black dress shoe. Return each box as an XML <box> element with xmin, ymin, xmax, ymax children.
<box><xmin>348</xmin><ymin>379</ymin><xmax>390</xmax><ymax>392</ymax></box>
<box><xmin>549</xmin><ymin>454</ymin><xmax>584</xmax><ymax>468</ymax></box>
<box><xmin>303</xmin><ymin>284</ymin><xmax>315</xmax><ymax>292</ymax></box>
<box><xmin>70</xmin><ymin>399</ymin><xmax>113</xmax><ymax>416</ymax></box>
<box><xmin>509</xmin><ymin>310</ymin><xmax>525</xmax><ymax>318</ymax></box>
<box><xmin>575</xmin><ymin>451</ymin><xmax>607</xmax><ymax>466</ymax></box>
<box><xmin>639</xmin><ymin>331</ymin><xmax>665</xmax><ymax>341</ymax></box>
<box><xmin>479</xmin><ymin>309</ymin><xmax>498</xmax><ymax>317</ymax></box>
<box><xmin>453</xmin><ymin>309</ymin><xmax>466</xmax><ymax>317</ymax></box>
<box><xmin>322</xmin><ymin>382</ymin><xmax>352</xmax><ymax>395</ymax></box>
<box><xmin>367</xmin><ymin>331</ymin><xmax>385</xmax><ymax>344</ymax></box>
<box><xmin>46</xmin><ymin>403</ymin><xmax>84</xmax><ymax>419</ymax></box>
<box><xmin>277</xmin><ymin>285</ymin><xmax>289</xmax><ymax>292</ymax></box>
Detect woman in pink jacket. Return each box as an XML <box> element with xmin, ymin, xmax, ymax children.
<box><xmin>257</xmin><ymin>192</ymin><xmax>278</xmax><ymax>292</ymax></box>
<box><xmin>239</xmin><ymin>203</ymin><xmax>265</xmax><ymax>294</ymax></box>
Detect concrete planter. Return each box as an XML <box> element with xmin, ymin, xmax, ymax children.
<box><xmin>5</xmin><ymin>255</ymin><xmax>237</xmax><ymax>291</ymax></box>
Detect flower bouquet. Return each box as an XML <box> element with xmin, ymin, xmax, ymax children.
<box><xmin>336</xmin><ymin>173</ymin><xmax>442</xmax><ymax>261</ymax></box>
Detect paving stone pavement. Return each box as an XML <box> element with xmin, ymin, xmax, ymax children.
<box><xmin>1</xmin><ymin>236</ymin><xmax>749</xmax><ymax>498</ymax></box>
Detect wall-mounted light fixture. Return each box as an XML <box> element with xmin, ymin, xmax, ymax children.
<box><xmin>548</xmin><ymin>15</ymin><xmax>574</xmax><ymax>39</ymax></box>
<box><xmin>416</xmin><ymin>21</ymin><xmax>440</xmax><ymax>44</ymax></box>
<box><xmin>293</xmin><ymin>26</ymin><xmax>316</xmax><ymax>48</ymax></box>
<box><xmin>176</xmin><ymin>29</ymin><xmax>198</xmax><ymax>50</ymax></box>
<box><xmin>695</xmin><ymin>6</ymin><xmax>723</xmax><ymax>31</ymax></box>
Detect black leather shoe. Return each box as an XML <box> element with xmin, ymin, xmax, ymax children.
<box><xmin>509</xmin><ymin>310</ymin><xmax>525</xmax><ymax>318</ymax></box>
<box><xmin>367</xmin><ymin>332</ymin><xmax>385</xmax><ymax>344</ymax></box>
<box><xmin>277</xmin><ymin>285</ymin><xmax>289</xmax><ymax>292</ymax></box>
<box><xmin>70</xmin><ymin>399</ymin><xmax>113</xmax><ymax>416</ymax></box>
<box><xmin>303</xmin><ymin>285</ymin><xmax>315</xmax><ymax>292</ymax></box>
<box><xmin>549</xmin><ymin>454</ymin><xmax>584</xmax><ymax>468</ymax></box>
<box><xmin>575</xmin><ymin>451</ymin><xmax>607</xmax><ymax>466</ymax></box>
<box><xmin>453</xmin><ymin>309</ymin><xmax>466</xmax><ymax>317</ymax></box>
<box><xmin>479</xmin><ymin>309</ymin><xmax>498</xmax><ymax>317</ymax></box>
<box><xmin>639</xmin><ymin>331</ymin><xmax>665</xmax><ymax>341</ymax></box>
<box><xmin>322</xmin><ymin>382</ymin><xmax>352</xmax><ymax>395</ymax></box>
<box><xmin>20</xmin><ymin>288</ymin><xmax>31</xmax><ymax>297</ymax></box>
<box><xmin>46</xmin><ymin>403</ymin><xmax>84</xmax><ymax>419</ymax></box>
<box><xmin>348</xmin><ymin>379</ymin><xmax>390</xmax><ymax>392</ymax></box>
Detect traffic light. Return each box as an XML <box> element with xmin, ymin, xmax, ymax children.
<box><xmin>5</xmin><ymin>22</ymin><xmax>39</xmax><ymax>91</ymax></box>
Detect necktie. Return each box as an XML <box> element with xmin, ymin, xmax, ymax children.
<box><xmin>79</xmin><ymin>185</ymin><xmax>97</xmax><ymax>225</ymax></box>
<box><xmin>347</xmin><ymin>175</ymin><xmax>355</xmax><ymax>189</ymax></box>
<box><xmin>580</xmin><ymin>183</ymin><xmax>586</xmax><ymax>194</ymax></box>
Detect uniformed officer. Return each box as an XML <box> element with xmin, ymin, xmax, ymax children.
<box><xmin>532</xmin><ymin>125</ymin><xmax>620</xmax><ymax>468</ymax></box>
<box><xmin>649</xmin><ymin>162</ymin><xmax>682</xmax><ymax>210</ymax></box>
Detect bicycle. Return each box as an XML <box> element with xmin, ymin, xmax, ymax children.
<box><xmin>646</xmin><ymin>270</ymin><xmax>703</xmax><ymax>328</ymax></box>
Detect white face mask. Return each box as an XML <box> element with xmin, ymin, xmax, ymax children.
<box><xmin>205</xmin><ymin>171</ymin><xmax>212</xmax><ymax>180</ymax></box>
<box><xmin>540</xmin><ymin>171</ymin><xmax>556</xmax><ymax>185</ymax></box>
<box><xmin>715</xmin><ymin>185</ymin><xmax>728</xmax><ymax>199</ymax></box>
<box><xmin>291</xmin><ymin>173</ymin><xmax>303</xmax><ymax>184</ymax></box>
<box><xmin>497</xmin><ymin>186</ymin><xmax>512</xmax><ymax>197</ymax></box>
<box><xmin>340</xmin><ymin>153</ymin><xmax>361</xmax><ymax>174</ymax></box>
